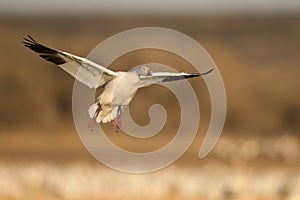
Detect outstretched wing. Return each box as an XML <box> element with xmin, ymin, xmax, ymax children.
<box><xmin>23</xmin><ymin>35</ymin><xmax>118</xmax><ymax>89</ymax></box>
<box><xmin>138</xmin><ymin>68</ymin><xmax>214</xmax><ymax>88</ymax></box>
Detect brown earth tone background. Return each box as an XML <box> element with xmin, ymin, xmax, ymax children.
<box><xmin>0</xmin><ymin>16</ymin><xmax>299</xmax><ymax>200</ymax></box>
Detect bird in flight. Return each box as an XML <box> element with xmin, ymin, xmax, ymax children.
<box><xmin>23</xmin><ymin>35</ymin><xmax>213</xmax><ymax>131</ymax></box>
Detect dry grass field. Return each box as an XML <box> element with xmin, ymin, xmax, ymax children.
<box><xmin>0</xmin><ymin>16</ymin><xmax>299</xmax><ymax>199</ymax></box>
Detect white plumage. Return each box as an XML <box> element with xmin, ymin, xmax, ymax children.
<box><xmin>23</xmin><ymin>35</ymin><xmax>213</xmax><ymax>130</ymax></box>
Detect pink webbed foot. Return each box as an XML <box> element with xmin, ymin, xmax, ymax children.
<box><xmin>89</xmin><ymin>118</ymin><xmax>98</xmax><ymax>129</ymax></box>
<box><xmin>112</xmin><ymin>118</ymin><xmax>122</xmax><ymax>132</ymax></box>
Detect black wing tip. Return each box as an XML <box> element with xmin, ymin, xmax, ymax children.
<box><xmin>201</xmin><ymin>68</ymin><xmax>214</xmax><ymax>75</ymax></box>
<box><xmin>22</xmin><ymin>35</ymin><xmax>67</xmax><ymax>65</ymax></box>
<box><xmin>184</xmin><ymin>73</ymin><xmax>201</xmax><ymax>78</ymax></box>
<box><xmin>22</xmin><ymin>34</ymin><xmax>37</xmax><ymax>46</ymax></box>
<box><xmin>183</xmin><ymin>68</ymin><xmax>214</xmax><ymax>79</ymax></box>
<box><xmin>22</xmin><ymin>34</ymin><xmax>46</xmax><ymax>51</ymax></box>
<box><xmin>193</xmin><ymin>68</ymin><xmax>214</xmax><ymax>76</ymax></box>
<box><xmin>23</xmin><ymin>34</ymin><xmax>35</xmax><ymax>41</ymax></box>
<box><xmin>22</xmin><ymin>34</ymin><xmax>38</xmax><ymax>50</ymax></box>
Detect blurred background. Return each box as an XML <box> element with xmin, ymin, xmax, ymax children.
<box><xmin>0</xmin><ymin>0</ymin><xmax>300</xmax><ymax>199</ymax></box>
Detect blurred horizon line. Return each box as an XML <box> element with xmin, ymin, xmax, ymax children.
<box><xmin>1</xmin><ymin>0</ymin><xmax>300</xmax><ymax>18</ymax></box>
<box><xmin>1</xmin><ymin>12</ymin><xmax>300</xmax><ymax>19</ymax></box>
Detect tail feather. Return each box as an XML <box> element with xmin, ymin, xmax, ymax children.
<box><xmin>98</xmin><ymin>106</ymin><xmax>120</xmax><ymax>123</ymax></box>
<box><xmin>88</xmin><ymin>103</ymin><xmax>100</xmax><ymax>119</ymax></box>
<box><xmin>89</xmin><ymin>102</ymin><xmax>123</xmax><ymax>124</ymax></box>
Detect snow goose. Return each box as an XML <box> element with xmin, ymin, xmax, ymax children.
<box><xmin>23</xmin><ymin>35</ymin><xmax>213</xmax><ymax>131</ymax></box>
